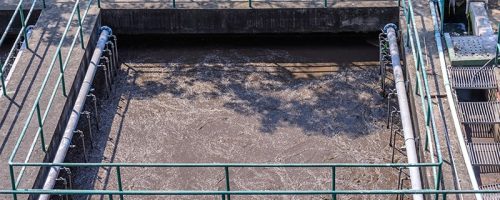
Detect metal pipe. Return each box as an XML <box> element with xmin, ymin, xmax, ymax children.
<box><xmin>38</xmin><ymin>26</ymin><xmax>112</xmax><ymax>200</ymax></box>
<box><xmin>428</xmin><ymin>2</ymin><xmax>483</xmax><ymax>199</ymax></box>
<box><xmin>384</xmin><ymin>23</ymin><xmax>424</xmax><ymax>200</ymax></box>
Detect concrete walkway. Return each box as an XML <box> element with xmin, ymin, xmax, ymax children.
<box><xmin>399</xmin><ymin>0</ymin><xmax>491</xmax><ymax>199</ymax></box>
<box><xmin>0</xmin><ymin>0</ymin><xmax>100</xmax><ymax>198</ymax></box>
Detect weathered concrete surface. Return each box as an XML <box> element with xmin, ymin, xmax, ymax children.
<box><xmin>0</xmin><ymin>1</ymin><xmax>101</xmax><ymax>199</ymax></box>
<box><xmin>101</xmin><ymin>2</ymin><xmax>398</xmax><ymax>34</ymax></box>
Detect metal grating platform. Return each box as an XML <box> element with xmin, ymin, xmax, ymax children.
<box><xmin>458</xmin><ymin>102</ymin><xmax>500</xmax><ymax>124</ymax></box>
<box><xmin>480</xmin><ymin>184</ymin><xmax>500</xmax><ymax>200</ymax></box>
<box><xmin>450</xmin><ymin>67</ymin><xmax>497</xmax><ymax>89</ymax></box>
<box><xmin>444</xmin><ymin>33</ymin><xmax>498</xmax><ymax>66</ymax></box>
<box><xmin>463</xmin><ymin>124</ymin><xmax>498</xmax><ymax>139</ymax></box>
<box><xmin>467</xmin><ymin>143</ymin><xmax>500</xmax><ymax>166</ymax></box>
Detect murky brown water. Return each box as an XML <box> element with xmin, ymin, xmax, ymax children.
<box><xmin>67</xmin><ymin>34</ymin><xmax>410</xmax><ymax>200</ymax></box>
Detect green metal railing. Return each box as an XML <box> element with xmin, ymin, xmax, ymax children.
<box><xmin>10</xmin><ymin>162</ymin><xmax>443</xmax><ymax>200</ymax></box>
<box><xmin>438</xmin><ymin>0</ymin><xmax>444</xmax><ymax>33</ymax></box>
<box><xmin>0</xmin><ymin>0</ymin><xmax>43</xmax><ymax>96</ymax></box>
<box><xmin>496</xmin><ymin>23</ymin><xmax>499</xmax><ymax>66</ymax></box>
<box><xmin>6</xmin><ymin>0</ymin><xmax>99</xmax><ymax>199</ymax></box>
<box><xmin>7</xmin><ymin>0</ymin><xmax>493</xmax><ymax>199</ymax></box>
<box><xmin>401</xmin><ymin>0</ymin><xmax>444</xmax><ymax>194</ymax></box>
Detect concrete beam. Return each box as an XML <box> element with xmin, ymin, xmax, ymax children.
<box><xmin>102</xmin><ymin>6</ymin><xmax>398</xmax><ymax>34</ymax></box>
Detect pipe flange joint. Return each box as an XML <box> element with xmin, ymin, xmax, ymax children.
<box><xmin>27</xmin><ymin>25</ymin><xmax>35</xmax><ymax>31</ymax></box>
<box><xmin>383</xmin><ymin>23</ymin><xmax>398</xmax><ymax>33</ymax></box>
<box><xmin>100</xmin><ymin>26</ymin><xmax>113</xmax><ymax>36</ymax></box>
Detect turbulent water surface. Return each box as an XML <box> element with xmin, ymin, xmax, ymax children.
<box><xmin>67</xmin><ymin>35</ymin><xmax>409</xmax><ymax>200</ymax></box>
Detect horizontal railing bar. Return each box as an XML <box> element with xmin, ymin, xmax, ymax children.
<box><xmin>1</xmin><ymin>0</ymin><xmax>40</xmax><ymax>97</ymax></box>
<box><xmin>9</xmin><ymin>0</ymin><xmax>82</xmax><ymax>163</ymax></box>
<box><xmin>0</xmin><ymin>189</ymin><xmax>498</xmax><ymax>195</ymax></box>
<box><xmin>14</xmin><ymin>128</ymin><xmax>42</xmax><ymax>188</ymax></box>
<box><xmin>41</xmin><ymin>0</ymin><xmax>96</xmax><ymax>124</ymax></box>
<box><xmin>10</xmin><ymin>162</ymin><xmax>441</xmax><ymax>167</ymax></box>
<box><xmin>0</xmin><ymin>1</ymin><xmax>23</xmax><ymax>50</ymax></box>
<box><xmin>0</xmin><ymin>0</ymin><xmax>39</xmax><ymax>66</ymax></box>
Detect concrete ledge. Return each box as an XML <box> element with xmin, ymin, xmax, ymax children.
<box><xmin>102</xmin><ymin>6</ymin><xmax>398</xmax><ymax>34</ymax></box>
<box><xmin>100</xmin><ymin>0</ymin><xmax>397</xmax><ymax>9</ymax></box>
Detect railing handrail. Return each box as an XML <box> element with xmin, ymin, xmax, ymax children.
<box><xmin>6</xmin><ymin>161</ymin><xmax>458</xmax><ymax>200</ymax></box>
<box><xmin>9</xmin><ymin>0</ymin><xmax>96</xmax><ymax>163</ymax></box>
<box><xmin>0</xmin><ymin>0</ymin><xmax>41</xmax><ymax>96</ymax></box>
<box><xmin>6</xmin><ymin>0</ymin><xmax>98</xmax><ymax>199</ymax></box>
<box><xmin>1</xmin><ymin>189</ymin><xmax>500</xmax><ymax>195</ymax></box>
<box><xmin>400</xmin><ymin>0</ymin><xmax>444</xmax><ymax>193</ymax></box>
<box><xmin>10</xmin><ymin>161</ymin><xmax>441</xmax><ymax>167</ymax></box>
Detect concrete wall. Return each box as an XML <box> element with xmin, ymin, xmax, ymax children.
<box><xmin>102</xmin><ymin>7</ymin><xmax>398</xmax><ymax>34</ymax></box>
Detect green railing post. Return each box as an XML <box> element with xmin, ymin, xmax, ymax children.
<box><xmin>1</xmin><ymin>62</ymin><xmax>6</xmax><ymax>96</ymax></box>
<box><xmin>76</xmin><ymin>5</ymin><xmax>85</xmax><ymax>49</ymax></box>
<box><xmin>426</xmin><ymin>105</ymin><xmax>432</xmax><ymax>125</ymax></box>
<box><xmin>331</xmin><ymin>167</ymin><xmax>336</xmax><ymax>200</ymax></box>
<box><xmin>405</xmin><ymin>6</ymin><xmax>410</xmax><ymax>47</ymax></box>
<box><xmin>109</xmin><ymin>194</ymin><xmax>113</xmax><ymax>200</ymax></box>
<box><xmin>57</xmin><ymin>50</ymin><xmax>67</xmax><ymax>97</ymax></box>
<box><xmin>42</xmin><ymin>0</ymin><xmax>46</xmax><ymax>8</ymax></box>
<box><xmin>424</xmin><ymin>132</ymin><xmax>429</xmax><ymax>151</ymax></box>
<box><xmin>18</xmin><ymin>6</ymin><xmax>29</xmax><ymax>48</ymax></box>
<box><xmin>98</xmin><ymin>0</ymin><xmax>101</xmax><ymax>8</ymax></box>
<box><xmin>224</xmin><ymin>166</ymin><xmax>231</xmax><ymax>200</ymax></box>
<box><xmin>116</xmin><ymin>167</ymin><xmax>124</xmax><ymax>200</ymax></box>
<box><xmin>35</xmin><ymin>103</ymin><xmax>46</xmax><ymax>152</ymax></box>
<box><xmin>172</xmin><ymin>0</ymin><xmax>176</xmax><ymax>8</ymax></box>
<box><xmin>496</xmin><ymin>44</ymin><xmax>499</xmax><ymax>66</ymax></box>
<box><xmin>434</xmin><ymin>164</ymin><xmax>442</xmax><ymax>200</ymax></box>
<box><xmin>324</xmin><ymin>0</ymin><xmax>327</xmax><ymax>8</ymax></box>
<box><xmin>439</xmin><ymin>0</ymin><xmax>444</xmax><ymax>33</ymax></box>
<box><xmin>248</xmin><ymin>0</ymin><xmax>252</xmax><ymax>8</ymax></box>
<box><xmin>9</xmin><ymin>165</ymin><xmax>17</xmax><ymax>200</ymax></box>
<box><xmin>496</xmin><ymin>24</ymin><xmax>499</xmax><ymax>66</ymax></box>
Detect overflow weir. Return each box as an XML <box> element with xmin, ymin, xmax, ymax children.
<box><xmin>0</xmin><ymin>0</ymin><xmax>499</xmax><ymax>199</ymax></box>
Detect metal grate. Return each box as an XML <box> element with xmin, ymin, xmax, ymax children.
<box><xmin>444</xmin><ymin>34</ymin><xmax>498</xmax><ymax>66</ymax></box>
<box><xmin>480</xmin><ymin>184</ymin><xmax>500</xmax><ymax>200</ymax></box>
<box><xmin>458</xmin><ymin>102</ymin><xmax>500</xmax><ymax>124</ymax></box>
<box><xmin>450</xmin><ymin>67</ymin><xmax>497</xmax><ymax>89</ymax></box>
<box><xmin>467</xmin><ymin>143</ymin><xmax>500</xmax><ymax>166</ymax></box>
<box><xmin>463</xmin><ymin>124</ymin><xmax>498</xmax><ymax>139</ymax></box>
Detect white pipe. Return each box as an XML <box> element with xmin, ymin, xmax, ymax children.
<box><xmin>38</xmin><ymin>26</ymin><xmax>112</xmax><ymax>200</ymax></box>
<box><xmin>384</xmin><ymin>24</ymin><xmax>424</xmax><ymax>200</ymax></box>
<box><xmin>428</xmin><ymin>2</ymin><xmax>483</xmax><ymax>200</ymax></box>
